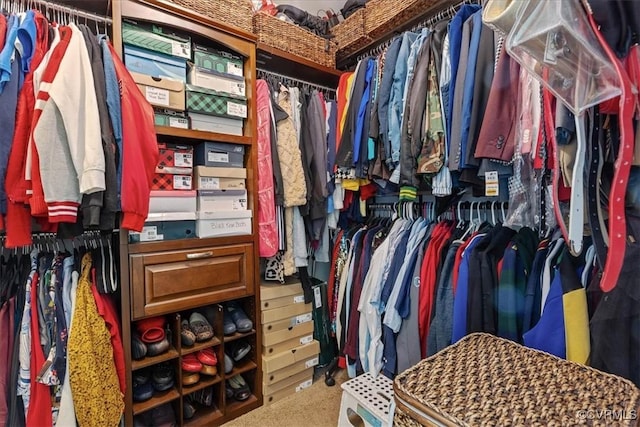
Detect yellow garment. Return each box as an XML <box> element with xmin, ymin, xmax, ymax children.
<box><xmin>562</xmin><ymin>287</ymin><xmax>590</xmax><ymax>364</ymax></box>
<box><xmin>68</xmin><ymin>253</ymin><xmax>124</xmax><ymax>427</ymax></box>
<box><xmin>339</xmin><ymin>73</ymin><xmax>356</xmax><ymax>136</ymax></box>
<box><xmin>341</xmin><ymin>178</ymin><xmax>370</xmax><ymax>191</ymax></box>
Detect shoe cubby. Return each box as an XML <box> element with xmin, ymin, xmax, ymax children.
<box><xmin>225</xmin><ymin>369</ymin><xmax>258</xmax><ymax>413</ymax></box>
<box><xmin>222</xmin><ymin>297</ymin><xmax>258</xmax><ymax>342</ymax></box>
<box><xmin>179</xmin><ymin>307</ymin><xmax>223</xmax><ymax>356</ymax></box>
<box><xmin>132</xmin><ymin>358</ymin><xmax>180</xmax><ymax>416</ymax></box>
<box><xmin>131</xmin><ymin>314</ymin><xmax>180</xmax><ymax>371</ymax></box>
<box><xmin>183</xmin><ymin>386</ymin><xmax>224</xmax><ymax>426</ymax></box>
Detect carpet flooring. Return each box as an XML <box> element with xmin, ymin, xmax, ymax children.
<box><xmin>223</xmin><ymin>369</ymin><xmax>349</xmax><ymax>427</ymax></box>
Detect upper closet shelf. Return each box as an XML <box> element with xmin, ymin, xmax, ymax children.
<box><xmin>256</xmin><ymin>43</ymin><xmax>342</xmax><ymax>88</ymax></box>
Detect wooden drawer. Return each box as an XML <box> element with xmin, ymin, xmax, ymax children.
<box><xmin>130</xmin><ymin>244</ymin><xmax>254</xmax><ymax>319</ymax></box>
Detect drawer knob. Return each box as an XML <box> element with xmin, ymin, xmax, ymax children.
<box><xmin>186</xmin><ymin>251</ymin><xmax>214</xmax><ymax>259</ymax></box>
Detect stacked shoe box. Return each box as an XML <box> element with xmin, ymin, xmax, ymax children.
<box><xmin>122</xmin><ymin>19</ymin><xmax>190</xmax><ymax>126</ymax></box>
<box><xmin>194</xmin><ymin>142</ymin><xmax>252</xmax><ymax>238</ymax></box>
<box><xmin>187</xmin><ymin>44</ymin><xmax>247</xmax><ymax>135</ymax></box>
<box><xmin>260</xmin><ymin>279</ymin><xmax>320</xmax><ymax>406</ymax></box>
<box><xmin>129</xmin><ymin>143</ymin><xmax>196</xmax><ymax>243</ymax></box>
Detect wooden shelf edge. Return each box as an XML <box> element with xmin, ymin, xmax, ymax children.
<box><xmin>223</xmin><ymin>329</ymin><xmax>256</xmax><ymax>343</ymax></box>
<box><xmin>227</xmin><ymin>359</ymin><xmax>257</xmax><ymax>377</ymax></box>
<box><xmin>182</xmin><ymin>375</ymin><xmax>223</xmax><ymax>394</ymax></box>
<box><xmin>132</xmin><ymin>388</ymin><xmax>180</xmax><ymax>415</ymax></box>
<box><xmin>155</xmin><ymin>126</ymin><xmax>253</xmax><ymax>145</ymax></box>
<box><xmin>132</xmin><ymin>347</ymin><xmax>180</xmax><ymax>371</ymax></box>
<box><xmin>127</xmin><ymin>234</ymin><xmax>254</xmax><ymax>254</ymax></box>
<box><xmin>181</xmin><ymin>336</ymin><xmax>222</xmax><ymax>356</ymax></box>
<box><xmin>225</xmin><ymin>394</ymin><xmax>259</xmax><ymax>415</ymax></box>
<box><xmin>184</xmin><ymin>407</ymin><xmax>224</xmax><ymax>426</ymax></box>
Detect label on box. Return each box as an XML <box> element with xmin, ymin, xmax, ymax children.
<box><xmin>208</xmin><ymin>152</ymin><xmax>229</xmax><ymax>164</ymax></box>
<box><xmin>173</xmin><ymin>175</ymin><xmax>192</xmax><ymax>190</ymax></box>
<box><xmin>293</xmin><ymin>295</ymin><xmax>305</xmax><ymax>304</ymax></box>
<box><xmin>171</xmin><ymin>40</ymin><xmax>191</xmax><ymax>58</ymax></box>
<box><xmin>169</xmin><ymin>117</ymin><xmax>189</xmax><ymax>129</ymax></box>
<box><xmin>228</xmin><ymin>62</ymin><xmax>243</xmax><ymax>76</ymax></box>
<box><xmin>305</xmin><ymin>357</ymin><xmax>319</xmax><ymax>369</ymax></box>
<box><xmin>138</xmin><ymin>226</ymin><xmax>159</xmax><ymax>242</ymax></box>
<box><xmin>296</xmin><ymin>379</ymin><xmax>313</xmax><ymax>392</ymax></box>
<box><xmin>145</xmin><ymin>86</ymin><xmax>170</xmax><ymax>107</ymax></box>
<box><xmin>300</xmin><ymin>335</ymin><xmax>313</xmax><ymax>345</ymax></box>
<box><xmin>314</xmin><ymin>287</ymin><xmax>322</xmax><ymax>309</ymax></box>
<box><xmin>200</xmin><ymin>177</ymin><xmax>220</xmax><ymax>190</ymax></box>
<box><xmin>227</xmin><ymin>102</ymin><xmax>247</xmax><ymax>117</ymax></box>
<box><xmin>294</xmin><ymin>313</ymin><xmax>313</xmax><ymax>325</ymax></box>
<box><xmin>485</xmin><ymin>171</ymin><xmax>499</xmax><ymax>197</ymax></box>
<box><xmin>174</xmin><ymin>152</ymin><xmax>193</xmax><ymax>167</ymax></box>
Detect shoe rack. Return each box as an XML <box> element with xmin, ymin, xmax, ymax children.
<box><xmin>110</xmin><ymin>0</ymin><xmax>262</xmax><ymax>425</ymax></box>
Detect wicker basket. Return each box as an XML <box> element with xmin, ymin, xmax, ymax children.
<box><xmin>365</xmin><ymin>0</ymin><xmax>440</xmax><ymax>39</ymax></box>
<box><xmin>332</xmin><ymin>9</ymin><xmax>371</xmax><ymax>58</ymax></box>
<box><xmin>165</xmin><ymin>0</ymin><xmax>254</xmax><ymax>34</ymax></box>
<box><xmin>253</xmin><ymin>12</ymin><xmax>336</xmax><ymax>68</ymax></box>
<box><xmin>394</xmin><ymin>334</ymin><xmax>640</xmax><ymax>427</ymax></box>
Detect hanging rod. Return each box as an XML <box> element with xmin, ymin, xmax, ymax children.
<box><xmin>257</xmin><ymin>68</ymin><xmax>336</xmax><ymax>93</ymax></box>
<box><xmin>27</xmin><ymin>0</ymin><xmax>113</xmax><ymax>24</ymax></box>
<box><xmin>343</xmin><ymin>0</ymin><xmax>478</xmax><ymax>68</ymax></box>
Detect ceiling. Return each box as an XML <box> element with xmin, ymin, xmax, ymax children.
<box><xmin>283</xmin><ymin>0</ymin><xmax>347</xmax><ymax>16</ymax></box>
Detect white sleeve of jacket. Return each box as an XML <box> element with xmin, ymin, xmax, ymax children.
<box><xmin>48</xmin><ymin>24</ymin><xmax>105</xmax><ymax>195</ymax></box>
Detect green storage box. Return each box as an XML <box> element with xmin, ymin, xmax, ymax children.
<box><xmin>122</xmin><ymin>18</ymin><xmax>192</xmax><ymax>60</ymax></box>
<box><xmin>154</xmin><ymin>108</ymin><xmax>189</xmax><ymax>129</ymax></box>
<box><xmin>186</xmin><ymin>84</ymin><xmax>248</xmax><ymax>119</ymax></box>
<box><xmin>193</xmin><ymin>43</ymin><xmax>244</xmax><ymax>76</ymax></box>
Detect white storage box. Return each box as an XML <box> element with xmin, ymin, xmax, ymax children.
<box><xmin>189</xmin><ymin>112</ymin><xmax>243</xmax><ymax>136</ymax></box>
<box><xmin>338</xmin><ymin>373</ymin><xmax>395</xmax><ymax>427</ymax></box>
<box><xmin>195</xmin><ymin>210</ymin><xmax>252</xmax><ymax>238</ymax></box>
<box><xmin>197</xmin><ymin>189</ymin><xmax>247</xmax><ymax>211</ymax></box>
<box><xmin>187</xmin><ymin>65</ymin><xmax>246</xmax><ymax>96</ymax></box>
<box><xmin>194</xmin><ymin>166</ymin><xmax>246</xmax><ymax>190</ymax></box>
<box><xmin>149</xmin><ymin>190</ymin><xmax>196</xmax><ymax>213</ymax></box>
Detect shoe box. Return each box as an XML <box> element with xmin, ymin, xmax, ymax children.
<box><xmin>260</xmin><ymin>278</ymin><xmax>319</xmax><ymax>403</ymax></box>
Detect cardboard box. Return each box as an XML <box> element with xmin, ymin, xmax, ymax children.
<box><xmin>133</xmin><ymin>72</ymin><xmax>185</xmax><ymax>111</ymax></box>
<box><xmin>197</xmin><ymin>189</ymin><xmax>247</xmax><ymax>212</ymax></box>
<box><xmin>261</xmin><ymin>301</ymin><xmax>312</xmax><ymax>324</ymax></box>
<box><xmin>154</xmin><ymin>108</ymin><xmax>189</xmax><ymax>129</ymax></box>
<box><xmin>263</xmin><ymin>320</ymin><xmax>314</xmax><ymax>347</ymax></box>
<box><xmin>261</xmin><ymin>292</ymin><xmax>306</xmax><ymax>311</ymax></box>
<box><xmin>151</xmin><ymin>174</ymin><xmax>192</xmax><ymax>191</ymax></box>
<box><xmin>263</xmin><ymin>356</ymin><xmax>319</xmax><ymax>386</ymax></box>
<box><xmin>263</xmin><ymin>368</ymin><xmax>314</xmax><ymax>396</ymax></box>
<box><xmin>193</xmin><ymin>43</ymin><xmax>243</xmax><ymax>76</ymax></box>
<box><xmin>149</xmin><ymin>190</ymin><xmax>196</xmax><ymax>213</ymax></box>
<box><xmin>262</xmin><ymin>340</ymin><xmax>320</xmax><ymax>373</ymax></box>
<box><xmin>123</xmin><ymin>19</ymin><xmax>191</xmax><ymax>59</ymax></box>
<box><xmin>263</xmin><ymin>374</ymin><xmax>314</xmax><ymax>406</ymax></box>
<box><xmin>264</xmin><ymin>333</ymin><xmax>315</xmax><ymax>356</ymax></box>
<box><xmin>125</xmin><ymin>45</ymin><xmax>187</xmax><ymax>82</ymax></box>
<box><xmin>263</xmin><ymin>312</ymin><xmax>313</xmax><ymax>334</ymax></box>
<box><xmin>187</xmin><ymin>65</ymin><xmax>246</xmax><ymax>96</ymax></box>
<box><xmin>194</xmin><ymin>141</ymin><xmax>245</xmax><ymax>168</ymax></box>
<box><xmin>189</xmin><ymin>112</ymin><xmax>243</xmax><ymax>136</ymax></box>
<box><xmin>186</xmin><ymin>84</ymin><xmax>247</xmax><ymax>118</ymax></box>
<box><xmin>128</xmin><ymin>214</ymin><xmax>196</xmax><ymax>243</ymax></box>
<box><xmin>157</xmin><ymin>142</ymin><xmax>193</xmax><ymax>171</ymax></box>
<box><xmin>195</xmin><ymin>210</ymin><xmax>252</xmax><ymax>238</ymax></box>
<box><xmin>260</xmin><ymin>279</ymin><xmax>304</xmax><ymax>301</ymax></box>
<box><xmin>193</xmin><ymin>166</ymin><xmax>246</xmax><ymax>190</ymax></box>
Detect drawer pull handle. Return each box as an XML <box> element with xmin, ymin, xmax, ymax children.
<box><xmin>186</xmin><ymin>251</ymin><xmax>214</xmax><ymax>259</ymax></box>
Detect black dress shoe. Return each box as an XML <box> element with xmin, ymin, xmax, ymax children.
<box><xmin>152</xmin><ymin>362</ymin><xmax>175</xmax><ymax>392</ymax></box>
<box><xmin>133</xmin><ymin>369</ymin><xmax>150</xmax><ymax>386</ymax></box>
<box><xmin>183</xmin><ymin>398</ymin><xmax>196</xmax><ymax>419</ymax></box>
<box><xmin>146</xmin><ymin>335</ymin><xmax>170</xmax><ymax>357</ymax></box>
<box><xmin>229</xmin><ymin>341</ymin><xmax>251</xmax><ymax>361</ymax></box>
<box><xmin>132</xmin><ymin>334</ymin><xmax>148</xmax><ymax>360</ymax></box>
<box><xmin>133</xmin><ymin>382</ymin><xmax>154</xmax><ymax>402</ymax></box>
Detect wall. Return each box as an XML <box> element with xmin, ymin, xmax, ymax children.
<box><xmin>282</xmin><ymin>0</ymin><xmax>347</xmax><ymax>16</ymax></box>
